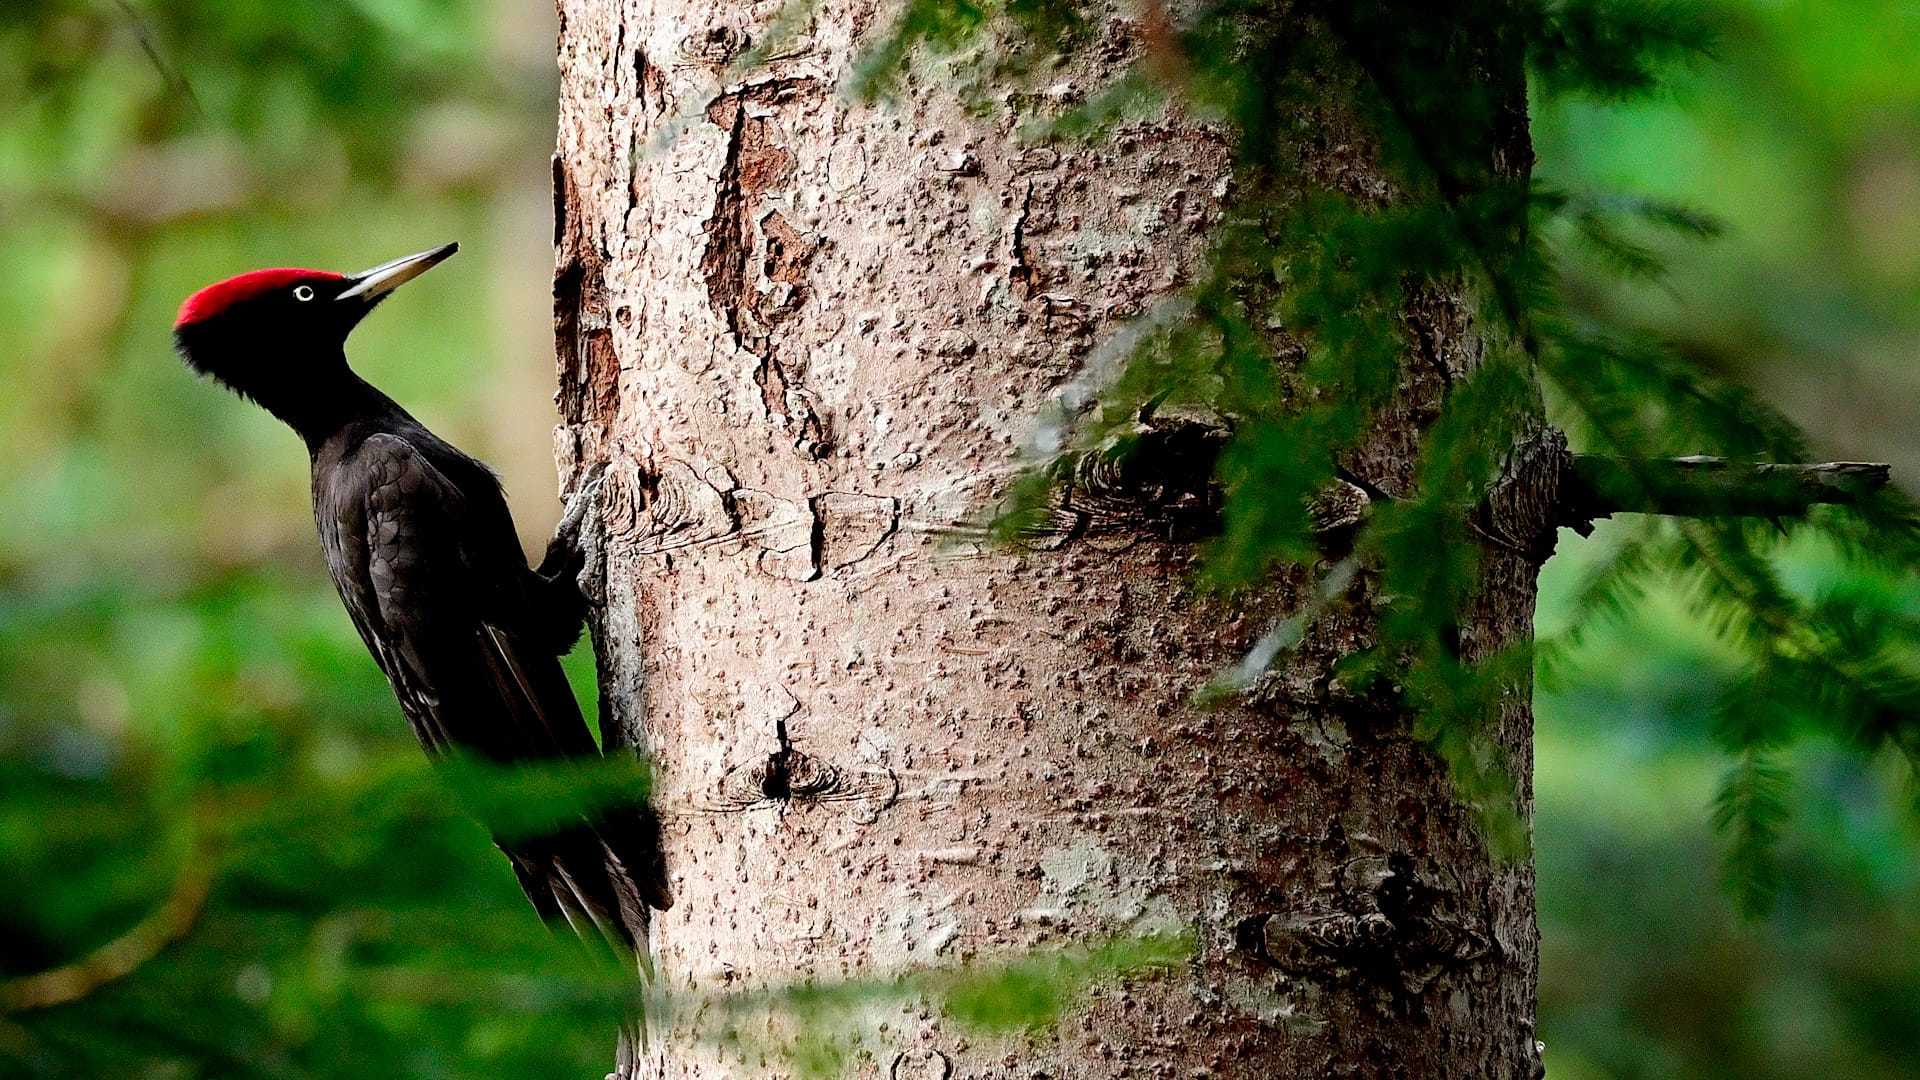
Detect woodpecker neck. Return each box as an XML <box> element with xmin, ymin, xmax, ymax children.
<box><xmin>253</xmin><ymin>350</ymin><xmax>405</xmax><ymax>454</ymax></box>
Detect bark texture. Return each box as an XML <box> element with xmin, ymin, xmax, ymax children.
<box><xmin>553</xmin><ymin>1</ymin><xmax>1549</xmax><ymax>1075</ymax></box>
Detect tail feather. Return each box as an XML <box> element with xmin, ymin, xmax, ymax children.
<box><xmin>472</xmin><ymin>622</ymin><xmax>667</xmax><ymax>951</ymax></box>
<box><xmin>503</xmin><ymin>850</ymin><xmax>563</xmax><ymax>924</ymax></box>
<box><xmin>593</xmin><ymin>802</ymin><xmax>674</xmax><ymax>913</ymax></box>
<box><xmin>508</xmin><ymin>834</ymin><xmax>657</xmax><ymax>1077</ymax></box>
<box><xmin>502</xmin><ymin>822</ymin><xmax>656</xmax><ymax>960</ymax></box>
<box><xmin>548</xmin><ymin>876</ymin><xmax>604</xmax><ymax>950</ymax></box>
<box><xmin>554</xmin><ymin>860</ymin><xmax>628</xmax><ymax>957</ymax></box>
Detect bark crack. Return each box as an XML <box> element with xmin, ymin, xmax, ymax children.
<box><xmin>601</xmin><ymin>457</ymin><xmax>898</xmax><ymax>580</ymax></box>
<box><xmin>552</xmin><ymin>154</ymin><xmax>620</xmax><ymax>432</ymax></box>
<box><xmin>699</xmin><ymin>80</ymin><xmax>827</xmax><ymax>457</ymax></box>
<box><xmin>1009</xmin><ymin>179</ymin><xmax>1035</xmax><ymax>301</ymax></box>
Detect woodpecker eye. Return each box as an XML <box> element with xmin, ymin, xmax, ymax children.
<box><xmin>293</xmin><ymin>285</ymin><xmax>316</xmax><ymax>302</ymax></box>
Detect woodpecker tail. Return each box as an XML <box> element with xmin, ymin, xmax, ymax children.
<box><xmin>500</xmin><ymin>824</ymin><xmax>663</xmax><ymax>1080</ymax></box>
<box><xmin>499</xmin><ymin>805</ymin><xmax>670</xmax><ymax>963</ymax></box>
<box><xmin>612</xmin><ymin>1018</ymin><xmax>647</xmax><ymax>1080</ymax></box>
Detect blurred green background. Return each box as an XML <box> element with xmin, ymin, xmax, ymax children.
<box><xmin>2</xmin><ymin>1</ymin><xmax>1917</xmax><ymax>1077</ymax></box>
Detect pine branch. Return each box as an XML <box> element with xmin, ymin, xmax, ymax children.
<box><xmin>1558</xmin><ymin>455</ymin><xmax>1892</xmax><ymax>530</ymax></box>
<box><xmin>1710</xmin><ymin>747</ymin><xmax>1791</xmax><ymax>919</ymax></box>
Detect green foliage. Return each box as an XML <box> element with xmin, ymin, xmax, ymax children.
<box><xmin>849</xmin><ymin>0</ymin><xmax>1087</xmax><ymax>99</ymax></box>
<box><xmin>1533</xmin><ymin>654</ymin><xmax>1920</xmax><ymax>1078</ymax></box>
<box><xmin>0</xmin><ymin>4</ymin><xmax>599</xmax><ymax>1076</ymax></box>
<box><xmin>1711</xmin><ymin>747</ymin><xmax>1792</xmax><ymax>915</ymax></box>
<box><xmin>937</xmin><ymin>932</ymin><xmax>1188</xmax><ymax>1032</ymax></box>
<box><xmin>682</xmin><ymin>932</ymin><xmax>1191</xmax><ymax>1078</ymax></box>
<box><xmin>0</xmin><ymin>0</ymin><xmax>527</xmax><ymax>198</ymax></box>
<box><xmin>851</xmin><ymin>0</ymin><xmax>990</xmax><ymax>100</ymax></box>
<box><xmin>0</xmin><ymin>572</ymin><xmax>633</xmax><ymax>1077</ymax></box>
<box><xmin>438</xmin><ymin>753</ymin><xmax>652</xmax><ymax>844</ymax></box>
<box><xmin>1526</xmin><ymin>0</ymin><xmax>1721</xmax><ymax>99</ymax></box>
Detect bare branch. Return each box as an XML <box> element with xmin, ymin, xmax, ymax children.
<box><xmin>0</xmin><ymin>852</ymin><xmax>211</xmax><ymax>1012</ymax></box>
<box><xmin>112</xmin><ymin>0</ymin><xmax>207</xmax><ymax>120</ymax></box>
<box><xmin>1558</xmin><ymin>455</ymin><xmax>1893</xmax><ymax>531</ymax></box>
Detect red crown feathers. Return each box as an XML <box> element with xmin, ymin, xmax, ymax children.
<box><xmin>175</xmin><ymin>268</ymin><xmax>343</xmax><ymax>328</ymax></box>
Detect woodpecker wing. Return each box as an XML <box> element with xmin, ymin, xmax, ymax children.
<box><xmin>320</xmin><ymin>432</ymin><xmax>662</xmax><ymax>951</ymax></box>
<box><xmin>356</xmin><ymin>433</ymin><xmax>594</xmax><ymax>760</ymax></box>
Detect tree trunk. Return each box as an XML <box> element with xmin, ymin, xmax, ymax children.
<box><xmin>553</xmin><ymin>2</ymin><xmax>1547</xmax><ymax>1076</ymax></box>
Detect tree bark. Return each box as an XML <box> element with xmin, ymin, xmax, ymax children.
<box><xmin>553</xmin><ymin>2</ymin><xmax>1547</xmax><ymax>1076</ymax></box>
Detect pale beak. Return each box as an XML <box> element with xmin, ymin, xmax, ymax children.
<box><xmin>336</xmin><ymin>242</ymin><xmax>459</xmax><ymax>304</ymax></box>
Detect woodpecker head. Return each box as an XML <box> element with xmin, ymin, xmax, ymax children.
<box><xmin>173</xmin><ymin>243</ymin><xmax>458</xmax><ymax>406</ymax></box>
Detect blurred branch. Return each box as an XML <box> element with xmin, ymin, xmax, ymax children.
<box><xmin>0</xmin><ymin>848</ymin><xmax>212</xmax><ymax>1012</ymax></box>
<box><xmin>111</xmin><ymin>0</ymin><xmax>206</xmax><ymax>120</ymax></box>
<box><xmin>11</xmin><ymin>145</ymin><xmax>530</xmax><ymax>234</ymax></box>
<box><xmin>1559</xmin><ymin>455</ymin><xmax>1892</xmax><ymax>529</ymax></box>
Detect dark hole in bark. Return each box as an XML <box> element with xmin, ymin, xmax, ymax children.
<box><xmin>713</xmin><ymin>717</ymin><xmax>892</xmax><ymax>813</ymax></box>
<box><xmin>759</xmin><ymin>719</ymin><xmax>796</xmax><ymax>801</ymax></box>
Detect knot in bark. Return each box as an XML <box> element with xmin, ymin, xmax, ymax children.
<box><xmin>1243</xmin><ymin>853</ymin><xmax>1498</xmax><ymax>996</ymax></box>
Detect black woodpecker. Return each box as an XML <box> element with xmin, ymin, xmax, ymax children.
<box><xmin>172</xmin><ymin>244</ymin><xmax>670</xmax><ymax>954</ymax></box>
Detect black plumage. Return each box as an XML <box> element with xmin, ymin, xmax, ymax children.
<box><xmin>172</xmin><ymin>245</ymin><xmax>669</xmax><ymax>955</ymax></box>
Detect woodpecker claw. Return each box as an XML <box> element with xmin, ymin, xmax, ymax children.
<box><xmin>554</xmin><ymin>463</ymin><xmax>608</xmax><ymax>546</ymax></box>
<box><xmin>542</xmin><ymin>462</ymin><xmax>609</xmax><ymax>605</ymax></box>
